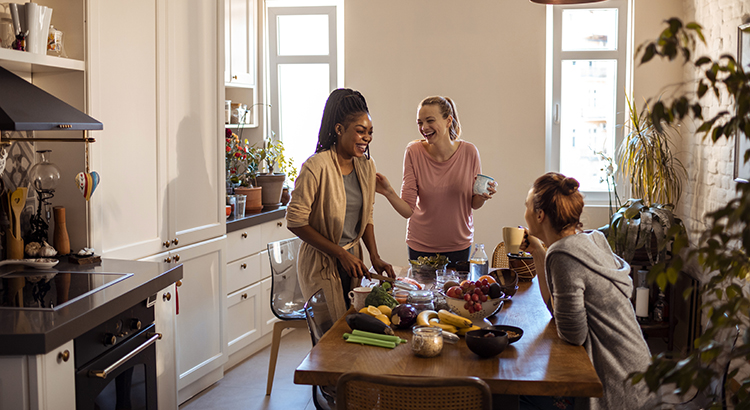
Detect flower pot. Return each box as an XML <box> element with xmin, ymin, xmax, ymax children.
<box><xmin>255</xmin><ymin>173</ymin><xmax>285</xmax><ymax>211</ymax></box>
<box><xmin>234</xmin><ymin>186</ymin><xmax>263</xmax><ymax>215</ymax></box>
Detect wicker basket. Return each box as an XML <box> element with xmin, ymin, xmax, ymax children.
<box><xmin>508</xmin><ymin>253</ymin><xmax>536</xmax><ymax>282</ymax></box>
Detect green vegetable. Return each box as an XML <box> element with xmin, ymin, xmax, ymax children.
<box><xmin>351</xmin><ymin>329</ymin><xmax>406</xmax><ymax>344</ymax></box>
<box><xmin>343</xmin><ymin>334</ymin><xmax>396</xmax><ymax>348</ymax></box>
<box><xmin>409</xmin><ymin>254</ymin><xmax>450</xmax><ymax>270</ymax></box>
<box><xmin>364</xmin><ymin>284</ymin><xmax>398</xmax><ymax>309</ymax></box>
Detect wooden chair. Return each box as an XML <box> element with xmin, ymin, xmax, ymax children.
<box><xmin>304</xmin><ymin>289</ymin><xmax>336</xmax><ymax>410</ymax></box>
<box><xmin>491</xmin><ymin>242</ymin><xmax>509</xmax><ymax>269</ymax></box>
<box><xmin>336</xmin><ymin>372</ymin><xmax>492</xmax><ymax>410</ymax></box>
<box><xmin>265</xmin><ymin>237</ymin><xmax>308</xmax><ymax>395</ymax></box>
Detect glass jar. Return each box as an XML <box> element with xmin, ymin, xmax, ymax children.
<box><xmin>412</xmin><ymin>326</ymin><xmax>443</xmax><ymax>358</ymax></box>
<box><xmin>407</xmin><ymin>290</ymin><xmax>434</xmax><ymax>312</ymax></box>
<box><xmin>29</xmin><ymin>150</ymin><xmax>61</xmax><ymax>194</ymax></box>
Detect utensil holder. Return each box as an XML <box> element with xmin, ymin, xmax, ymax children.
<box><xmin>6</xmin><ymin>228</ymin><xmax>23</xmax><ymax>259</ymax></box>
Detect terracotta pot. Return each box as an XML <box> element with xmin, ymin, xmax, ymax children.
<box><xmin>233</xmin><ymin>186</ymin><xmax>263</xmax><ymax>214</ymax></box>
<box><xmin>255</xmin><ymin>173</ymin><xmax>285</xmax><ymax>210</ymax></box>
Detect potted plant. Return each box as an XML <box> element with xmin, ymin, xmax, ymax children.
<box><xmin>601</xmin><ymin>93</ymin><xmax>687</xmax><ymax>266</ymax></box>
<box><xmin>627</xmin><ymin>18</ymin><xmax>750</xmax><ymax>408</ymax></box>
<box><xmin>255</xmin><ymin>138</ymin><xmax>290</xmax><ymax>210</ymax></box>
<box><xmin>226</xmin><ymin>129</ymin><xmax>263</xmax><ymax>214</ymax></box>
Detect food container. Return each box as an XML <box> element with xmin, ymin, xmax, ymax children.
<box><xmin>407</xmin><ymin>290</ymin><xmax>434</xmax><ymax>312</ymax></box>
<box><xmin>411</xmin><ymin>326</ymin><xmax>442</xmax><ymax>358</ymax></box>
<box><xmin>394</xmin><ymin>290</ymin><xmax>409</xmax><ymax>304</ymax></box>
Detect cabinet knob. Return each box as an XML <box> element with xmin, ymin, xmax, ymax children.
<box><xmin>58</xmin><ymin>350</ymin><xmax>70</xmax><ymax>363</ymax></box>
<box><xmin>164</xmin><ymin>256</ymin><xmax>172</xmax><ymax>263</ymax></box>
<box><xmin>163</xmin><ymin>292</ymin><xmax>172</xmax><ymax>302</ymax></box>
<box><xmin>277</xmin><ymin>222</ymin><xmax>282</xmax><ymax>227</ymax></box>
<box><xmin>241</xmin><ymin>232</ymin><xmax>248</xmax><ymax>238</ymax></box>
<box><xmin>241</xmin><ymin>293</ymin><xmax>248</xmax><ymax>299</ymax></box>
<box><xmin>233</xmin><ymin>75</ymin><xmax>238</xmax><ymax>79</ymax></box>
<box><xmin>163</xmin><ymin>240</ymin><xmax>171</xmax><ymax>248</ymax></box>
<box><xmin>241</xmin><ymin>263</ymin><xmax>247</xmax><ymax>269</ymax></box>
<box><xmin>173</xmin><ymin>254</ymin><xmax>180</xmax><ymax>262</ymax></box>
<box><xmin>176</xmin><ymin>280</ymin><xmax>182</xmax><ymax>287</ymax></box>
<box><xmin>172</xmin><ymin>238</ymin><xmax>179</xmax><ymax>246</ymax></box>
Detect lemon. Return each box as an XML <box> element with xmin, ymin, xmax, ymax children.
<box><xmin>366</xmin><ymin>305</ymin><xmax>382</xmax><ymax>316</ymax></box>
<box><xmin>359</xmin><ymin>307</ymin><xmax>371</xmax><ymax>314</ymax></box>
<box><xmin>377</xmin><ymin>305</ymin><xmax>392</xmax><ymax>316</ymax></box>
<box><xmin>375</xmin><ymin>314</ymin><xmax>391</xmax><ymax>326</ymax></box>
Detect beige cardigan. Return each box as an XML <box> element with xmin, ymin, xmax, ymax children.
<box><xmin>286</xmin><ymin>149</ymin><xmax>376</xmax><ymax>320</ymax></box>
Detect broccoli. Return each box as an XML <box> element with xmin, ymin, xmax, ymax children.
<box><xmin>364</xmin><ymin>282</ymin><xmax>398</xmax><ymax>309</ymax></box>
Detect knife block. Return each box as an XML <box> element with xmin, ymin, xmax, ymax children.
<box><xmin>6</xmin><ymin>229</ymin><xmax>23</xmax><ymax>259</ymax></box>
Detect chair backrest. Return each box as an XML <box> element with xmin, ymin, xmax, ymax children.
<box><xmin>336</xmin><ymin>372</ymin><xmax>492</xmax><ymax>410</ymax></box>
<box><xmin>491</xmin><ymin>242</ymin><xmax>509</xmax><ymax>269</ymax></box>
<box><xmin>304</xmin><ymin>288</ymin><xmax>335</xmax><ymax>347</ymax></box>
<box><xmin>267</xmin><ymin>237</ymin><xmax>306</xmax><ymax>320</ymax></box>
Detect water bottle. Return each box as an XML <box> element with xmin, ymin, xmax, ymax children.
<box><xmin>469</xmin><ymin>243</ymin><xmax>488</xmax><ymax>279</ymax></box>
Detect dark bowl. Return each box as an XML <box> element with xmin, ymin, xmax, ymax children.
<box><xmin>490</xmin><ymin>268</ymin><xmax>519</xmax><ymax>297</ymax></box>
<box><xmin>488</xmin><ymin>325</ymin><xmax>523</xmax><ymax>343</ymax></box>
<box><xmin>465</xmin><ymin>329</ymin><xmax>509</xmax><ymax>358</ymax></box>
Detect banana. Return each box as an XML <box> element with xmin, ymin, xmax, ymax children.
<box><xmin>438</xmin><ymin>309</ymin><xmax>473</xmax><ymax>328</ymax></box>
<box><xmin>428</xmin><ymin>318</ymin><xmax>458</xmax><ymax>334</ymax></box>
<box><xmin>456</xmin><ymin>325</ymin><xmax>481</xmax><ymax>336</ymax></box>
<box><xmin>416</xmin><ymin>310</ymin><xmax>438</xmax><ymax>327</ymax></box>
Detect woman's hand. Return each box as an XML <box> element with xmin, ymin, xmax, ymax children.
<box><xmin>479</xmin><ymin>180</ymin><xmax>497</xmax><ymax>200</ymax></box>
<box><xmin>375</xmin><ymin>173</ymin><xmax>394</xmax><ymax>196</ymax></box>
<box><xmin>337</xmin><ymin>250</ymin><xmax>370</xmax><ymax>279</ymax></box>
<box><xmin>520</xmin><ymin>228</ymin><xmax>545</xmax><ymax>256</ymax></box>
<box><xmin>371</xmin><ymin>256</ymin><xmax>396</xmax><ymax>278</ymax></box>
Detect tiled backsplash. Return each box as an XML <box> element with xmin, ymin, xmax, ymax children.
<box><xmin>0</xmin><ymin>131</ymin><xmax>38</xmax><ymax>257</ymax></box>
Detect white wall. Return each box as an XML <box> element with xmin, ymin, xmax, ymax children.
<box><xmin>344</xmin><ymin>0</ymin><xmax>547</xmax><ymax>264</ymax></box>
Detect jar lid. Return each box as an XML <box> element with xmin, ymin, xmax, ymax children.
<box><xmin>407</xmin><ymin>290</ymin><xmax>433</xmax><ymax>302</ymax></box>
<box><xmin>413</xmin><ymin>326</ymin><xmax>442</xmax><ymax>336</ymax></box>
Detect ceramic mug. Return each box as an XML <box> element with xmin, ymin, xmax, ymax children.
<box><xmin>348</xmin><ymin>286</ymin><xmax>373</xmax><ymax>311</ymax></box>
<box><xmin>503</xmin><ymin>226</ymin><xmax>525</xmax><ymax>255</ymax></box>
<box><xmin>473</xmin><ymin>174</ymin><xmax>495</xmax><ymax>195</ymax></box>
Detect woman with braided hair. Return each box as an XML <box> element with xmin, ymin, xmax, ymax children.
<box><xmin>286</xmin><ymin>88</ymin><xmax>394</xmax><ymax>320</ymax></box>
<box><xmin>518</xmin><ymin>172</ymin><xmax>654</xmax><ymax>410</ymax></box>
<box><xmin>376</xmin><ymin>96</ymin><xmax>496</xmax><ymax>263</ymax></box>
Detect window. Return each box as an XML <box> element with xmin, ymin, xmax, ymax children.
<box><xmin>547</xmin><ymin>0</ymin><xmax>631</xmax><ymax>202</ymax></box>
<box><xmin>267</xmin><ymin>1</ymin><xmax>342</xmax><ymax>175</ymax></box>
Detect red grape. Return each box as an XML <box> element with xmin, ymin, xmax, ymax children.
<box><xmin>474</xmin><ymin>302</ymin><xmax>482</xmax><ymax>311</ymax></box>
<box><xmin>463</xmin><ymin>293</ymin><xmax>472</xmax><ymax>302</ymax></box>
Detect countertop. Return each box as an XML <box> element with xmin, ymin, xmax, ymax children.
<box><xmin>226</xmin><ymin>206</ymin><xmax>286</xmax><ymax>233</ymax></box>
<box><xmin>0</xmin><ymin>258</ymin><xmax>182</xmax><ymax>356</ymax></box>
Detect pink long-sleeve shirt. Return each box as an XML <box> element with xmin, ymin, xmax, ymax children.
<box><xmin>401</xmin><ymin>140</ymin><xmax>481</xmax><ymax>253</ymax></box>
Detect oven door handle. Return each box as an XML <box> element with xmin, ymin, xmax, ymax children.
<box><xmin>88</xmin><ymin>332</ymin><xmax>162</xmax><ymax>379</ymax></box>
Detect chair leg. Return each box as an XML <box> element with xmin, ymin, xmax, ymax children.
<box><xmin>266</xmin><ymin>319</ymin><xmax>307</xmax><ymax>395</ymax></box>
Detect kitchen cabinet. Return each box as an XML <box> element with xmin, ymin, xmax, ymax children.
<box><xmin>140</xmin><ymin>236</ymin><xmax>226</xmax><ymax>404</ymax></box>
<box><xmin>88</xmin><ymin>0</ymin><xmax>225</xmax><ymax>260</ymax></box>
<box><xmin>155</xmin><ymin>283</ymin><xmax>178</xmax><ymax>410</ymax></box>
<box><xmin>224</xmin><ymin>217</ymin><xmax>294</xmax><ymax>368</ymax></box>
<box><xmin>224</xmin><ymin>0</ymin><xmax>259</xmax><ymax>127</ymax></box>
<box><xmin>0</xmin><ymin>340</ymin><xmax>76</xmax><ymax>410</ymax></box>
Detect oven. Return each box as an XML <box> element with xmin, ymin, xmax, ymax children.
<box><xmin>74</xmin><ymin>296</ymin><xmax>160</xmax><ymax>410</ymax></box>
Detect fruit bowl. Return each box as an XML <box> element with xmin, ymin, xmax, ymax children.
<box><xmin>445</xmin><ymin>295</ymin><xmax>503</xmax><ymax>327</ymax></box>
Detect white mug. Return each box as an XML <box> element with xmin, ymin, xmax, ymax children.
<box><xmin>473</xmin><ymin>174</ymin><xmax>495</xmax><ymax>195</ymax></box>
<box><xmin>503</xmin><ymin>226</ymin><xmax>525</xmax><ymax>255</ymax></box>
<box><xmin>348</xmin><ymin>286</ymin><xmax>373</xmax><ymax>311</ymax></box>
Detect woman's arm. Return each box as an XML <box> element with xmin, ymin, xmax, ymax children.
<box><xmin>375</xmin><ymin>173</ymin><xmax>413</xmax><ymax>218</ymax></box>
<box><xmin>360</xmin><ymin>223</ymin><xmax>396</xmax><ymax>278</ymax></box>
<box><xmin>288</xmin><ymin>225</ymin><xmax>369</xmax><ymax>279</ymax></box>
<box><xmin>521</xmin><ymin>229</ymin><xmax>553</xmax><ymax>314</ymax></box>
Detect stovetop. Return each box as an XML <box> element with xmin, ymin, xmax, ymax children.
<box><xmin>0</xmin><ymin>270</ymin><xmax>133</xmax><ymax>310</ymax></box>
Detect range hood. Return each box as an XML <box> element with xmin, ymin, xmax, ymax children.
<box><xmin>0</xmin><ymin>66</ymin><xmax>102</xmax><ymax>131</ymax></box>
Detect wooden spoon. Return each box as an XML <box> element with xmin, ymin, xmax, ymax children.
<box><xmin>9</xmin><ymin>187</ymin><xmax>26</xmax><ymax>239</ymax></box>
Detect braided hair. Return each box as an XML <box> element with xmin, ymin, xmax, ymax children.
<box><xmin>419</xmin><ymin>96</ymin><xmax>462</xmax><ymax>140</ymax></box>
<box><xmin>532</xmin><ymin>172</ymin><xmax>584</xmax><ymax>233</ymax></box>
<box><xmin>316</xmin><ymin>88</ymin><xmax>370</xmax><ymax>158</ymax></box>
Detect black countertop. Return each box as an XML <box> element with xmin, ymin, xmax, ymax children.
<box><xmin>226</xmin><ymin>206</ymin><xmax>286</xmax><ymax>233</ymax></box>
<box><xmin>0</xmin><ymin>258</ymin><xmax>182</xmax><ymax>356</ymax></box>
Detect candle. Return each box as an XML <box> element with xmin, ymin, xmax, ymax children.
<box><xmin>635</xmin><ymin>287</ymin><xmax>650</xmax><ymax>318</ymax></box>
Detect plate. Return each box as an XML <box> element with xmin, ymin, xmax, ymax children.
<box><xmin>0</xmin><ymin>258</ymin><xmax>60</xmax><ymax>269</ymax></box>
<box><xmin>489</xmin><ymin>325</ymin><xmax>524</xmax><ymax>343</ymax></box>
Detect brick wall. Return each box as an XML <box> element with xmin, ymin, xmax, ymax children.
<box><xmin>679</xmin><ymin>0</ymin><xmax>750</xmax><ymax>245</ymax></box>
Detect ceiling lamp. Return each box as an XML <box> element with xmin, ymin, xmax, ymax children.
<box><xmin>530</xmin><ymin>0</ymin><xmax>607</xmax><ymax>4</ymax></box>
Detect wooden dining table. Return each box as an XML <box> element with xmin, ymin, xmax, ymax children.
<box><xmin>294</xmin><ymin>270</ymin><xmax>603</xmax><ymax>408</ymax></box>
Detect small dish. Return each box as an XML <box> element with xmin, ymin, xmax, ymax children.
<box><xmin>465</xmin><ymin>329</ymin><xmax>509</xmax><ymax>358</ymax></box>
<box><xmin>0</xmin><ymin>258</ymin><xmax>59</xmax><ymax>270</ymax></box>
<box><xmin>489</xmin><ymin>325</ymin><xmax>523</xmax><ymax>343</ymax></box>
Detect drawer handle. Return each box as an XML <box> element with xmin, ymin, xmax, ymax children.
<box><xmin>58</xmin><ymin>350</ymin><xmax>70</xmax><ymax>363</ymax></box>
<box><xmin>241</xmin><ymin>293</ymin><xmax>248</xmax><ymax>299</ymax></box>
<box><xmin>173</xmin><ymin>254</ymin><xmax>180</xmax><ymax>262</ymax></box>
<box><xmin>172</xmin><ymin>238</ymin><xmax>179</xmax><ymax>246</ymax></box>
<box><xmin>277</xmin><ymin>222</ymin><xmax>282</xmax><ymax>227</ymax></box>
<box><xmin>163</xmin><ymin>240</ymin><xmax>171</xmax><ymax>248</ymax></box>
<box><xmin>241</xmin><ymin>263</ymin><xmax>247</xmax><ymax>269</ymax></box>
<box><xmin>163</xmin><ymin>292</ymin><xmax>172</xmax><ymax>302</ymax></box>
<box><xmin>89</xmin><ymin>333</ymin><xmax>162</xmax><ymax>379</ymax></box>
<box><xmin>164</xmin><ymin>256</ymin><xmax>172</xmax><ymax>263</ymax></box>
<box><xmin>241</xmin><ymin>232</ymin><xmax>248</xmax><ymax>238</ymax></box>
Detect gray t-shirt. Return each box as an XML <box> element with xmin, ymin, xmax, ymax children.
<box><xmin>338</xmin><ymin>169</ymin><xmax>362</xmax><ymax>251</ymax></box>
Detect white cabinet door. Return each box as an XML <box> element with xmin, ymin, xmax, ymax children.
<box><xmin>155</xmin><ymin>283</ymin><xmax>177</xmax><ymax>410</ymax></box>
<box><xmin>171</xmin><ymin>237</ymin><xmax>226</xmax><ymax>391</ymax></box>
<box><xmin>226</xmin><ymin>282</ymin><xmax>262</xmax><ymax>355</ymax></box>
<box><xmin>225</xmin><ymin>0</ymin><xmax>256</xmax><ymax>87</ymax></box>
<box><xmin>28</xmin><ymin>340</ymin><xmax>76</xmax><ymax>410</ymax></box>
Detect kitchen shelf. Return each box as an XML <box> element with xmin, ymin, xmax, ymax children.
<box><xmin>225</xmin><ymin>123</ymin><xmax>258</xmax><ymax>129</ymax></box>
<box><xmin>0</xmin><ymin>48</ymin><xmax>84</xmax><ymax>73</ymax></box>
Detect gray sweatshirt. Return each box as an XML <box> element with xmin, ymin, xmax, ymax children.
<box><xmin>546</xmin><ymin>230</ymin><xmax>654</xmax><ymax>410</ymax></box>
